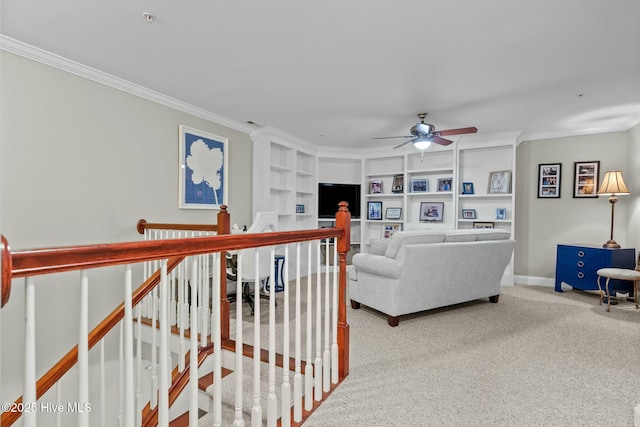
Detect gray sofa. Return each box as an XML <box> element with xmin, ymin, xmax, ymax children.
<box><xmin>348</xmin><ymin>229</ymin><xmax>515</xmax><ymax>326</ymax></box>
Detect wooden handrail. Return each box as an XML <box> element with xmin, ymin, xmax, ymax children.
<box><xmin>2</xmin><ymin>228</ymin><xmax>344</xmax><ymax>292</ymax></box>
<box><xmin>0</xmin><ymin>257</ymin><xmax>184</xmax><ymax>427</ymax></box>
<box><xmin>1</xmin><ymin>235</ymin><xmax>11</xmax><ymax>307</ymax></box>
<box><xmin>136</xmin><ymin>205</ymin><xmax>228</xmax><ymax>234</ymax></box>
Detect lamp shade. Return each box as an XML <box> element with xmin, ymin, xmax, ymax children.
<box><xmin>597</xmin><ymin>170</ymin><xmax>630</xmax><ymax>196</ymax></box>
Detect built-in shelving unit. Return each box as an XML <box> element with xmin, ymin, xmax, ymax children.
<box><xmin>253</xmin><ymin>128</ymin><xmax>519</xmax><ymax>283</ymax></box>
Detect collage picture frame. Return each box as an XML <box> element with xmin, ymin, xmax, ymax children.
<box><xmin>538</xmin><ymin>163</ymin><xmax>561</xmax><ymax>198</ymax></box>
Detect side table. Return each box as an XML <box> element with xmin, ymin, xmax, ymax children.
<box><xmin>555</xmin><ymin>244</ymin><xmax>635</xmax><ymax>294</ymax></box>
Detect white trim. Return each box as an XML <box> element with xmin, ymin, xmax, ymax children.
<box><xmin>0</xmin><ymin>35</ymin><xmax>255</xmax><ymax>135</ymax></box>
<box><xmin>514</xmin><ymin>275</ymin><xmax>555</xmax><ymax>287</ymax></box>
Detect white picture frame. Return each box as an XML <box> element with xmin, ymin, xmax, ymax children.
<box><xmin>179</xmin><ymin>125</ymin><xmax>228</xmax><ymax>209</ymax></box>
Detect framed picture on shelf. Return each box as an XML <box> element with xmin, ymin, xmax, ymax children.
<box><xmin>382</xmin><ymin>223</ymin><xmax>402</xmax><ymax>239</ymax></box>
<box><xmin>488</xmin><ymin>170</ymin><xmax>512</xmax><ymax>194</ymax></box>
<box><xmin>462</xmin><ymin>182</ymin><xmax>474</xmax><ymax>194</ymax></box>
<box><xmin>385</xmin><ymin>207</ymin><xmax>402</xmax><ymax>220</ymax></box>
<box><xmin>473</xmin><ymin>222</ymin><xmax>494</xmax><ymax>229</ymax></box>
<box><xmin>179</xmin><ymin>125</ymin><xmax>228</xmax><ymax>209</ymax></box>
<box><xmin>496</xmin><ymin>208</ymin><xmax>506</xmax><ymax>220</ymax></box>
<box><xmin>462</xmin><ymin>209</ymin><xmax>476</xmax><ymax>219</ymax></box>
<box><xmin>296</xmin><ymin>204</ymin><xmax>305</xmax><ymax>213</ymax></box>
<box><xmin>367</xmin><ymin>201</ymin><xmax>383</xmax><ymax>220</ymax></box>
<box><xmin>370</xmin><ymin>180</ymin><xmax>382</xmax><ymax>194</ymax></box>
<box><xmin>411</xmin><ymin>179</ymin><xmax>429</xmax><ymax>193</ymax></box>
<box><xmin>419</xmin><ymin>202</ymin><xmax>444</xmax><ymax>222</ymax></box>
<box><xmin>573</xmin><ymin>161</ymin><xmax>600</xmax><ymax>198</ymax></box>
<box><xmin>437</xmin><ymin>178</ymin><xmax>453</xmax><ymax>192</ymax></box>
<box><xmin>538</xmin><ymin>163</ymin><xmax>561</xmax><ymax>198</ymax></box>
<box><xmin>392</xmin><ymin>174</ymin><xmax>404</xmax><ymax>193</ymax></box>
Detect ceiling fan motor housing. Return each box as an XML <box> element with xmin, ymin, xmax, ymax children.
<box><xmin>411</xmin><ymin>122</ymin><xmax>434</xmax><ymax>136</ymax></box>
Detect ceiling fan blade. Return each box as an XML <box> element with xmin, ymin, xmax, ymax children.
<box><xmin>373</xmin><ymin>135</ymin><xmax>414</xmax><ymax>140</ymax></box>
<box><xmin>430</xmin><ymin>136</ymin><xmax>454</xmax><ymax>146</ymax></box>
<box><xmin>434</xmin><ymin>127</ymin><xmax>478</xmax><ymax>137</ymax></box>
<box><xmin>393</xmin><ymin>140</ymin><xmax>413</xmax><ymax>149</ymax></box>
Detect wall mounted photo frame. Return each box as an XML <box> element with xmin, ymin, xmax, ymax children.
<box><xmin>392</xmin><ymin>174</ymin><xmax>404</xmax><ymax>193</ymax></box>
<box><xmin>437</xmin><ymin>178</ymin><xmax>453</xmax><ymax>192</ymax></box>
<box><xmin>419</xmin><ymin>202</ymin><xmax>444</xmax><ymax>222</ymax></box>
<box><xmin>370</xmin><ymin>180</ymin><xmax>382</xmax><ymax>194</ymax></box>
<box><xmin>488</xmin><ymin>170</ymin><xmax>511</xmax><ymax>194</ymax></box>
<box><xmin>573</xmin><ymin>161</ymin><xmax>600</xmax><ymax>198</ymax></box>
<box><xmin>473</xmin><ymin>222</ymin><xmax>494</xmax><ymax>229</ymax></box>
<box><xmin>538</xmin><ymin>163</ymin><xmax>561</xmax><ymax>198</ymax></box>
<box><xmin>367</xmin><ymin>201</ymin><xmax>383</xmax><ymax>220</ymax></box>
<box><xmin>411</xmin><ymin>179</ymin><xmax>429</xmax><ymax>193</ymax></box>
<box><xmin>462</xmin><ymin>182</ymin><xmax>474</xmax><ymax>194</ymax></box>
<box><xmin>462</xmin><ymin>209</ymin><xmax>477</xmax><ymax>219</ymax></box>
<box><xmin>385</xmin><ymin>207</ymin><xmax>402</xmax><ymax>220</ymax></box>
<box><xmin>179</xmin><ymin>125</ymin><xmax>228</xmax><ymax>209</ymax></box>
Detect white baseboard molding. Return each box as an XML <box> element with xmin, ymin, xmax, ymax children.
<box><xmin>514</xmin><ymin>275</ymin><xmax>555</xmax><ymax>287</ymax></box>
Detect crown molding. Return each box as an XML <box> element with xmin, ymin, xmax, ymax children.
<box><xmin>0</xmin><ymin>35</ymin><xmax>255</xmax><ymax>134</ymax></box>
<box><xmin>522</xmin><ymin>117</ymin><xmax>640</xmax><ymax>142</ymax></box>
<box><xmin>250</xmin><ymin>126</ymin><xmax>318</xmax><ymax>152</ymax></box>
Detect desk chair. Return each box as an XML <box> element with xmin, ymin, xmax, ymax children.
<box><xmin>226</xmin><ymin>212</ymin><xmax>278</xmax><ymax>315</ymax></box>
<box><xmin>596</xmin><ymin>253</ymin><xmax>640</xmax><ymax>312</ymax></box>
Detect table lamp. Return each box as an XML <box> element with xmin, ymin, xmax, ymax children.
<box><xmin>596</xmin><ymin>170</ymin><xmax>630</xmax><ymax>248</ymax></box>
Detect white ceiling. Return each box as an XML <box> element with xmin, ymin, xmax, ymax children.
<box><xmin>2</xmin><ymin>0</ymin><xmax>640</xmax><ymax>148</ymax></box>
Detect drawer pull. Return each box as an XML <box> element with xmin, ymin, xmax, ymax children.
<box><xmin>577</xmin><ymin>272</ymin><xmax>585</xmax><ymax>279</ymax></box>
<box><xmin>577</xmin><ymin>261</ymin><xmax>584</xmax><ymax>267</ymax></box>
<box><xmin>577</xmin><ymin>251</ymin><xmax>585</xmax><ymax>257</ymax></box>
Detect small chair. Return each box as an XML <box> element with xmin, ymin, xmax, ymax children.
<box><xmin>596</xmin><ymin>254</ymin><xmax>640</xmax><ymax>312</ymax></box>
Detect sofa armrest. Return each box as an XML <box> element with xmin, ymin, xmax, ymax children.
<box><xmin>351</xmin><ymin>253</ymin><xmax>403</xmax><ymax>279</ymax></box>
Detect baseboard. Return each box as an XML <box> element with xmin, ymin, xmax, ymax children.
<box><xmin>514</xmin><ymin>275</ymin><xmax>555</xmax><ymax>287</ymax></box>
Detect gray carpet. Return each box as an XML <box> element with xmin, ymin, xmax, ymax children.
<box><xmin>200</xmin><ymin>284</ymin><xmax>640</xmax><ymax>426</ymax></box>
<box><xmin>304</xmin><ymin>285</ymin><xmax>640</xmax><ymax>427</ymax></box>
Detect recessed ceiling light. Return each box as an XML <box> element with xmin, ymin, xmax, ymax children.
<box><xmin>577</xmin><ymin>93</ymin><xmax>585</xmax><ymax>98</ymax></box>
<box><xmin>142</xmin><ymin>12</ymin><xmax>155</xmax><ymax>23</ymax></box>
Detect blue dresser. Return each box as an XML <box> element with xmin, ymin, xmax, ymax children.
<box><xmin>555</xmin><ymin>244</ymin><xmax>635</xmax><ymax>294</ymax></box>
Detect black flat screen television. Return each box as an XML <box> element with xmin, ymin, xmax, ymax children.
<box><xmin>318</xmin><ymin>183</ymin><xmax>361</xmax><ymax>219</ymax></box>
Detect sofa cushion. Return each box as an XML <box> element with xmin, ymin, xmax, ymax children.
<box><xmin>443</xmin><ymin>230</ymin><xmax>480</xmax><ymax>242</ymax></box>
<box><xmin>384</xmin><ymin>231</ymin><xmax>446</xmax><ymax>258</ymax></box>
<box><xmin>369</xmin><ymin>238</ymin><xmax>390</xmax><ymax>255</ymax></box>
<box><xmin>475</xmin><ymin>230</ymin><xmax>511</xmax><ymax>241</ymax></box>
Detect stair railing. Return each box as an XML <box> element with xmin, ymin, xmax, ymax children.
<box><xmin>0</xmin><ymin>202</ymin><xmax>351</xmax><ymax>426</ymax></box>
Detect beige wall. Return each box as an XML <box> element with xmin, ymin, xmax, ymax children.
<box><xmin>627</xmin><ymin>123</ymin><xmax>640</xmax><ymax>250</ymax></box>
<box><xmin>0</xmin><ymin>51</ymin><xmax>254</xmax><ymax>400</ymax></box>
<box><xmin>515</xmin><ymin>132</ymin><xmax>631</xmax><ymax>280</ymax></box>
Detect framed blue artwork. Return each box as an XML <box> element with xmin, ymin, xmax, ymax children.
<box><xmin>179</xmin><ymin>125</ymin><xmax>228</xmax><ymax>209</ymax></box>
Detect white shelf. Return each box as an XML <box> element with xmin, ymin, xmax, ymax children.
<box><xmin>364</xmin><ymin>193</ymin><xmax>404</xmax><ymax>198</ymax></box>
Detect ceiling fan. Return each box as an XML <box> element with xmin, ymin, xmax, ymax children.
<box><xmin>374</xmin><ymin>113</ymin><xmax>478</xmax><ymax>150</ymax></box>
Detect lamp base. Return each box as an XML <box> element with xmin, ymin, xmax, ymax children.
<box><xmin>603</xmin><ymin>240</ymin><xmax>621</xmax><ymax>249</ymax></box>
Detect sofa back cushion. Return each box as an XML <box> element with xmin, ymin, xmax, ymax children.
<box><xmin>384</xmin><ymin>231</ymin><xmax>446</xmax><ymax>258</ymax></box>
<box><xmin>443</xmin><ymin>230</ymin><xmax>480</xmax><ymax>242</ymax></box>
<box><xmin>475</xmin><ymin>230</ymin><xmax>511</xmax><ymax>241</ymax></box>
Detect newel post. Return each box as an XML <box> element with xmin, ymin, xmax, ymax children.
<box><xmin>335</xmin><ymin>202</ymin><xmax>351</xmax><ymax>379</ymax></box>
<box><xmin>217</xmin><ymin>205</ymin><xmax>231</xmax><ymax>341</ymax></box>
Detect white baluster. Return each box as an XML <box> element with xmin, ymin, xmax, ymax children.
<box><xmin>78</xmin><ymin>271</ymin><xmax>90</xmax><ymax>427</ymax></box>
<box><xmin>293</xmin><ymin>243</ymin><xmax>303</xmax><ymax>422</ymax></box>
<box><xmin>178</xmin><ymin>259</ymin><xmax>186</xmax><ymax>372</ymax></box>
<box><xmin>212</xmin><ymin>253</ymin><xmax>222</xmax><ymax>427</ymax></box>
<box><xmin>158</xmin><ymin>261</ymin><xmax>169</xmax><ymax>426</ymax></box>
<box><xmin>23</xmin><ymin>277</ymin><xmax>36</xmax><ymax>427</ymax></box>
<box><xmin>135</xmin><ymin>306</ymin><xmax>142</xmax><ymax>427</ymax></box>
<box><xmin>118</xmin><ymin>324</ymin><xmax>124</xmax><ymax>427</ymax></box>
<box><xmin>201</xmin><ymin>254</ymin><xmax>210</xmax><ymax>347</ymax></box>
<box><xmin>304</xmin><ymin>245</ymin><xmax>314</xmax><ymax>412</ymax></box>
<box><xmin>124</xmin><ymin>265</ymin><xmax>135</xmax><ymax>427</ymax></box>
<box><xmin>189</xmin><ymin>257</ymin><xmax>200</xmax><ymax>427</ymax></box>
<box><xmin>281</xmin><ymin>245</ymin><xmax>291</xmax><ymax>427</ymax></box>
<box><xmin>314</xmin><ymin>241</ymin><xmax>323</xmax><ymax>401</ymax></box>
<box><xmin>233</xmin><ymin>252</ymin><xmax>245</xmax><ymax>427</ymax></box>
<box><xmin>252</xmin><ymin>250</ymin><xmax>263</xmax><ymax>427</ymax></box>
<box><xmin>323</xmin><ymin>241</ymin><xmax>331</xmax><ymax>393</ymax></box>
<box><xmin>151</xmin><ymin>285</ymin><xmax>158</xmax><ymax>409</ymax></box>
<box><xmin>56</xmin><ymin>381</ymin><xmax>62</xmax><ymax>427</ymax></box>
<box><xmin>331</xmin><ymin>242</ymin><xmax>339</xmax><ymax>384</ymax></box>
<box><xmin>101</xmin><ymin>340</ymin><xmax>107</xmax><ymax>427</ymax></box>
<box><xmin>268</xmin><ymin>247</ymin><xmax>278</xmax><ymax>427</ymax></box>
